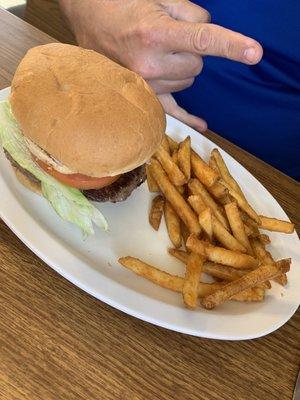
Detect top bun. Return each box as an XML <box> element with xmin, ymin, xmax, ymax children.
<box><xmin>10</xmin><ymin>43</ymin><xmax>165</xmax><ymax>177</ymax></box>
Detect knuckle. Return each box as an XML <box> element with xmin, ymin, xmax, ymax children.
<box><xmin>134</xmin><ymin>24</ymin><xmax>161</xmax><ymax>48</ymax></box>
<box><xmin>130</xmin><ymin>58</ymin><xmax>156</xmax><ymax>79</ymax></box>
<box><xmin>191</xmin><ymin>26</ymin><xmax>211</xmax><ymax>53</ymax></box>
<box><xmin>223</xmin><ymin>40</ymin><xmax>235</xmax><ymax>58</ymax></box>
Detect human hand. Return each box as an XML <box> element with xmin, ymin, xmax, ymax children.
<box><xmin>59</xmin><ymin>0</ymin><xmax>263</xmax><ymax>131</ymax></box>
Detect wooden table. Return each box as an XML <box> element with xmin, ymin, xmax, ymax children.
<box><xmin>0</xmin><ymin>7</ymin><xmax>299</xmax><ymax>400</ymax></box>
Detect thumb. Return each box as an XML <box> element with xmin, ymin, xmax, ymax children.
<box><xmin>163</xmin><ymin>0</ymin><xmax>210</xmax><ymax>23</ymax></box>
<box><xmin>158</xmin><ymin>93</ymin><xmax>207</xmax><ymax>132</ymax></box>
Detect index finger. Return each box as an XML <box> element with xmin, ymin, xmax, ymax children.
<box><xmin>167</xmin><ymin>21</ymin><xmax>263</xmax><ymax>64</ymax></box>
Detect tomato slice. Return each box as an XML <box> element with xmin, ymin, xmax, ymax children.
<box><xmin>35</xmin><ymin>158</ymin><xmax>120</xmax><ymax>189</ymax></box>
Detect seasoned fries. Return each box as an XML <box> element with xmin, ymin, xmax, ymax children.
<box><xmin>188</xmin><ymin>179</ymin><xmax>229</xmax><ymax>230</ymax></box>
<box><xmin>168</xmin><ymin>248</ymin><xmax>250</xmax><ymax>281</ymax></box>
<box><xmin>202</xmin><ymin>259</ymin><xmax>290</xmax><ymax>309</ymax></box>
<box><xmin>220</xmin><ymin>179</ymin><xmax>260</xmax><ymax>223</ymax></box>
<box><xmin>225</xmin><ymin>202</ymin><xmax>253</xmax><ymax>255</ymax></box>
<box><xmin>187</xmin><ymin>195</ymin><xmax>206</xmax><ymax>215</ymax></box>
<box><xmin>250</xmin><ymin>238</ymin><xmax>288</xmax><ymax>286</ymax></box>
<box><xmin>198</xmin><ymin>208</ymin><xmax>213</xmax><ymax>241</ymax></box>
<box><xmin>211</xmin><ymin>214</ymin><xmax>247</xmax><ymax>252</ymax></box>
<box><xmin>178</xmin><ymin>136</ymin><xmax>191</xmax><ymax>181</ymax></box>
<box><xmin>191</xmin><ymin>151</ymin><xmax>219</xmax><ymax>187</ymax></box>
<box><xmin>259</xmin><ymin>215</ymin><xmax>295</xmax><ymax>233</ymax></box>
<box><xmin>208</xmin><ymin>182</ymin><xmax>228</xmax><ymax>200</ymax></box>
<box><xmin>164</xmin><ymin>201</ymin><xmax>181</xmax><ymax>248</ymax></box>
<box><xmin>166</xmin><ymin>135</ymin><xmax>179</xmax><ymax>153</ymax></box>
<box><xmin>183</xmin><ymin>253</ymin><xmax>204</xmax><ymax>309</ymax></box>
<box><xmin>155</xmin><ymin>146</ymin><xmax>187</xmax><ymax>186</ymax></box>
<box><xmin>119</xmin><ymin>256</ymin><xmax>183</xmax><ymax>292</ymax></box>
<box><xmin>161</xmin><ymin>135</ymin><xmax>171</xmax><ymax>153</ymax></box>
<box><xmin>211</xmin><ymin>148</ymin><xmax>245</xmax><ymax>200</ymax></box>
<box><xmin>186</xmin><ymin>234</ymin><xmax>259</xmax><ymax>269</ymax></box>
<box><xmin>121</xmin><ymin>134</ymin><xmax>295</xmax><ymax>311</ymax></box>
<box><xmin>119</xmin><ymin>256</ymin><xmax>266</xmax><ymax>302</ymax></box>
<box><xmin>146</xmin><ymin>165</ymin><xmax>160</xmax><ymax>193</ymax></box>
<box><xmin>149</xmin><ymin>195</ymin><xmax>165</xmax><ymax>231</ymax></box>
<box><xmin>149</xmin><ymin>159</ymin><xmax>201</xmax><ymax>235</ymax></box>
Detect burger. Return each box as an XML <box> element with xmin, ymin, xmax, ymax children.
<box><xmin>0</xmin><ymin>44</ymin><xmax>165</xmax><ymax>234</ymax></box>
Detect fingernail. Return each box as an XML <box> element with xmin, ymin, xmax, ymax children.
<box><xmin>244</xmin><ymin>47</ymin><xmax>257</xmax><ymax>64</ymax></box>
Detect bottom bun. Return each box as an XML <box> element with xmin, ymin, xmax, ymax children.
<box><xmin>14</xmin><ymin>168</ymin><xmax>42</xmax><ymax>196</ymax></box>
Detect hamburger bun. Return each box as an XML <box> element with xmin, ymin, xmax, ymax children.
<box><xmin>10</xmin><ymin>43</ymin><xmax>165</xmax><ymax>177</ymax></box>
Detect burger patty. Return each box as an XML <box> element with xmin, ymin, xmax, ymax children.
<box><xmin>4</xmin><ymin>149</ymin><xmax>41</xmax><ymax>184</ymax></box>
<box><xmin>4</xmin><ymin>150</ymin><xmax>146</xmax><ymax>203</ymax></box>
<box><xmin>83</xmin><ymin>165</ymin><xmax>146</xmax><ymax>203</ymax></box>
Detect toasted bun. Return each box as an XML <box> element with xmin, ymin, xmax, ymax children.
<box><xmin>14</xmin><ymin>168</ymin><xmax>42</xmax><ymax>196</ymax></box>
<box><xmin>10</xmin><ymin>44</ymin><xmax>165</xmax><ymax>177</ymax></box>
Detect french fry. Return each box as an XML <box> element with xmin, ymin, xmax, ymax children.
<box><xmin>146</xmin><ymin>164</ymin><xmax>160</xmax><ymax>192</ymax></box>
<box><xmin>180</xmin><ymin>221</ymin><xmax>191</xmax><ymax>250</ymax></box>
<box><xmin>164</xmin><ymin>201</ymin><xmax>181</xmax><ymax>248</ymax></box>
<box><xmin>119</xmin><ymin>257</ymin><xmax>269</xmax><ymax>303</ymax></box>
<box><xmin>258</xmin><ymin>234</ymin><xmax>271</xmax><ymax>245</ymax></box>
<box><xmin>198</xmin><ymin>208</ymin><xmax>213</xmax><ymax>241</ymax></box>
<box><xmin>154</xmin><ymin>146</ymin><xmax>187</xmax><ymax>186</ymax></box>
<box><xmin>244</xmin><ymin>223</ymin><xmax>257</xmax><ymax>237</ymax></box>
<box><xmin>176</xmin><ymin>185</ymin><xmax>185</xmax><ymax>195</ymax></box>
<box><xmin>250</xmin><ymin>238</ymin><xmax>288</xmax><ymax>286</ymax></box>
<box><xmin>168</xmin><ymin>248</ymin><xmax>252</xmax><ymax>282</ymax></box>
<box><xmin>208</xmin><ymin>182</ymin><xmax>228</xmax><ymax>200</ymax></box>
<box><xmin>250</xmin><ymin>238</ymin><xmax>274</xmax><ymax>264</ymax></box>
<box><xmin>217</xmin><ymin>194</ymin><xmax>233</xmax><ymax>206</ymax></box>
<box><xmin>178</xmin><ymin>136</ymin><xmax>191</xmax><ymax>181</ymax></box>
<box><xmin>259</xmin><ymin>216</ymin><xmax>294</xmax><ymax>233</ymax></box>
<box><xmin>257</xmin><ymin>281</ymin><xmax>272</xmax><ymax>290</ymax></box>
<box><xmin>211</xmin><ymin>148</ymin><xmax>246</xmax><ymax>200</ymax></box>
<box><xmin>209</xmin><ymin>154</ymin><xmax>221</xmax><ymax>174</ymax></box>
<box><xmin>224</xmin><ymin>202</ymin><xmax>253</xmax><ymax>255</ymax></box>
<box><xmin>149</xmin><ymin>159</ymin><xmax>201</xmax><ymax>235</ymax></box>
<box><xmin>220</xmin><ymin>179</ymin><xmax>260</xmax><ymax>224</ymax></box>
<box><xmin>118</xmin><ymin>256</ymin><xmax>222</xmax><ymax>297</ymax></box>
<box><xmin>183</xmin><ymin>252</ymin><xmax>204</xmax><ymax>309</ymax></box>
<box><xmin>191</xmin><ymin>150</ymin><xmax>219</xmax><ymax>188</ymax></box>
<box><xmin>168</xmin><ymin>248</ymin><xmax>189</xmax><ymax>263</ymax></box>
<box><xmin>232</xmin><ymin>287</ymin><xmax>265</xmax><ymax>302</ymax></box>
<box><xmin>273</xmin><ymin>272</ymin><xmax>288</xmax><ymax>286</ymax></box>
<box><xmin>172</xmin><ymin>151</ymin><xmax>179</xmax><ymax>165</ymax></box>
<box><xmin>187</xmin><ymin>195</ymin><xmax>206</xmax><ymax>215</ymax></box>
<box><xmin>186</xmin><ymin>234</ymin><xmax>259</xmax><ymax>269</ymax></box>
<box><xmin>201</xmin><ymin>259</ymin><xmax>291</xmax><ymax>309</ymax></box>
<box><xmin>244</xmin><ymin>219</ymin><xmax>260</xmax><ymax>238</ymax></box>
<box><xmin>149</xmin><ymin>195</ymin><xmax>164</xmax><ymax>230</ymax></box>
<box><xmin>188</xmin><ymin>179</ymin><xmax>229</xmax><ymax>230</ymax></box>
<box><xmin>211</xmin><ymin>214</ymin><xmax>247</xmax><ymax>252</ymax></box>
<box><xmin>203</xmin><ymin>262</ymin><xmax>248</xmax><ymax>281</ymax></box>
<box><xmin>118</xmin><ymin>256</ymin><xmax>183</xmax><ymax>292</ymax></box>
<box><xmin>161</xmin><ymin>135</ymin><xmax>171</xmax><ymax>153</ymax></box>
<box><xmin>166</xmin><ymin>135</ymin><xmax>179</xmax><ymax>153</ymax></box>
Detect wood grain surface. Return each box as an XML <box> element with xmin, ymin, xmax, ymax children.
<box><xmin>0</xmin><ymin>6</ymin><xmax>299</xmax><ymax>400</ymax></box>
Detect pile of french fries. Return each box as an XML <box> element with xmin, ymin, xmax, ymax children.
<box><xmin>119</xmin><ymin>135</ymin><xmax>294</xmax><ymax>310</ymax></box>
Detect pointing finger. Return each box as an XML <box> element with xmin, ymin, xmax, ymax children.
<box><xmin>166</xmin><ymin>22</ymin><xmax>263</xmax><ymax>64</ymax></box>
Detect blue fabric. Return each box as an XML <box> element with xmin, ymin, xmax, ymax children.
<box><xmin>173</xmin><ymin>0</ymin><xmax>300</xmax><ymax>180</ymax></box>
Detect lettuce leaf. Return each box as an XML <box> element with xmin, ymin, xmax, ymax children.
<box><xmin>0</xmin><ymin>100</ymin><xmax>108</xmax><ymax>235</ymax></box>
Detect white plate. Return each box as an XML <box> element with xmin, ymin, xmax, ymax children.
<box><xmin>0</xmin><ymin>87</ymin><xmax>299</xmax><ymax>340</ymax></box>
